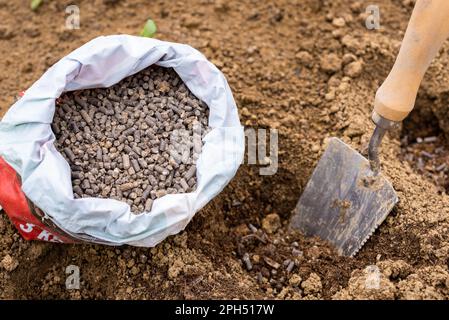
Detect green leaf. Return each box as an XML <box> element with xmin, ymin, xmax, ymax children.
<box><xmin>140</xmin><ymin>19</ymin><xmax>157</xmax><ymax>38</ymax></box>
<box><xmin>31</xmin><ymin>0</ymin><xmax>43</xmax><ymax>11</ymax></box>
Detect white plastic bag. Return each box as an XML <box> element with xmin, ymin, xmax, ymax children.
<box><xmin>0</xmin><ymin>35</ymin><xmax>244</xmax><ymax>246</ymax></box>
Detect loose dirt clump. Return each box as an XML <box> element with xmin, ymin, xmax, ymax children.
<box><xmin>0</xmin><ymin>254</ymin><xmax>19</xmax><ymax>272</ymax></box>
<box><xmin>333</xmin><ymin>260</ymin><xmax>449</xmax><ymax>300</ymax></box>
<box><xmin>1</xmin><ymin>0</ymin><xmax>449</xmax><ymax>300</ymax></box>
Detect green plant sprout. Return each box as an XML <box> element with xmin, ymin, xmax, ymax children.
<box><xmin>31</xmin><ymin>0</ymin><xmax>43</xmax><ymax>11</ymax></box>
<box><xmin>140</xmin><ymin>19</ymin><xmax>157</xmax><ymax>38</ymax></box>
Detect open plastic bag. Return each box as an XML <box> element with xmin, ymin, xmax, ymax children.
<box><xmin>0</xmin><ymin>35</ymin><xmax>244</xmax><ymax>246</ymax></box>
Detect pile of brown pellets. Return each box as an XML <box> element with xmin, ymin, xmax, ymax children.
<box><xmin>52</xmin><ymin>66</ymin><xmax>209</xmax><ymax>214</ymax></box>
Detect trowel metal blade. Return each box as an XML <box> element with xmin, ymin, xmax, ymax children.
<box><xmin>290</xmin><ymin>137</ymin><xmax>398</xmax><ymax>257</ymax></box>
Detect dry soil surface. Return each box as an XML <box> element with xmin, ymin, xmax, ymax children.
<box><xmin>1</xmin><ymin>0</ymin><xmax>449</xmax><ymax>299</ymax></box>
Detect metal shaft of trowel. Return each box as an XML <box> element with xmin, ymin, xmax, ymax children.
<box><xmin>368</xmin><ymin>111</ymin><xmax>399</xmax><ymax>176</ymax></box>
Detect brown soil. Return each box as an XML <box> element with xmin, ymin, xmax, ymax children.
<box><xmin>1</xmin><ymin>0</ymin><xmax>449</xmax><ymax>299</ymax></box>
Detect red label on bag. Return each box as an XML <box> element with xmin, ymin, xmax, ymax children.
<box><xmin>0</xmin><ymin>157</ymin><xmax>76</xmax><ymax>243</ymax></box>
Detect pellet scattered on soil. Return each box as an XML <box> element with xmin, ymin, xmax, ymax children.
<box><xmin>242</xmin><ymin>252</ymin><xmax>253</xmax><ymax>271</ymax></box>
<box><xmin>53</xmin><ymin>65</ymin><xmax>209</xmax><ymax>214</ymax></box>
<box><xmin>401</xmin><ymin>133</ymin><xmax>449</xmax><ymax>193</ymax></box>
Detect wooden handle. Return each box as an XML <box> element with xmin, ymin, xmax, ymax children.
<box><xmin>374</xmin><ymin>0</ymin><xmax>449</xmax><ymax>121</ymax></box>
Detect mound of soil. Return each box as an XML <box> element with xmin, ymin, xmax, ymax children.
<box><xmin>1</xmin><ymin>0</ymin><xmax>449</xmax><ymax>299</ymax></box>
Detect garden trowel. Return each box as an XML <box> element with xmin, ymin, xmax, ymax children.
<box><xmin>290</xmin><ymin>0</ymin><xmax>449</xmax><ymax>256</ymax></box>
<box><xmin>289</xmin><ymin>125</ymin><xmax>397</xmax><ymax>257</ymax></box>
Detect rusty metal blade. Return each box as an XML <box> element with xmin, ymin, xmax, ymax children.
<box><xmin>290</xmin><ymin>137</ymin><xmax>398</xmax><ymax>257</ymax></box>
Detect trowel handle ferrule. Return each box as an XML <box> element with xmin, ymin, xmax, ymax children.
<box><xmin>374</xmin><ymin>0</ymin><xmax>449</xmax><ymax>122</ymax></box>
<box><xmin>371</xmin><ymin>111</ymin><xmax>399</xmax><ymax>130</ymax></box>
